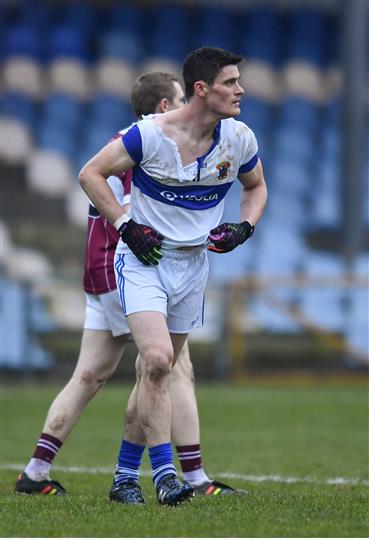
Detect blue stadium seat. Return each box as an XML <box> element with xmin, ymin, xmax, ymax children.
<box><xmin>4</xmin><ymin>23</ymin><xmax>42</xmax><ymax>59</ymax></box>
<box><xmin>89</xmin><ymin>94</ymin><xmax>133</xmax><ymax>129</ymax></box>
<box><xmin>280</xmin><ymin>97</ymin><xmax>320</xmax><ymax>133</ymax></box>
<box><xmin>83</xmin><ymin>123</ymin><xmax>121</xmax><ymax>157</ymax></box>
<box><xmin>308</xmin><ymin>157</ymin><xmax>340</xmax><ymax>229</ymax></box>
<box><xmin>324</xmin><ymin>98</ymin><xmax>341</xmax><ymax>127</ymax></box>
<box><xmin>16</xmin><ymin>0</ymin><xmax>52</xmax><ymax>34</ymax></box>
<box><xmin>106</xmin><ymin>4</ymin><xmax>143</xmax><ymax>34</ymax></box>
<box><xmin>149</xmin><ymin>5</ymin><xmax>188</xmax><ymax>62</ymax></box>
<box><xmin>318</xmin><ymin>157</ymin><xmax>339</xmax><ymax>191</ymax></box>
<box><xmin>48</xmin><ymin>24</ymin><xmax>89</xmax><ymax>61</ymax></box>
<box><xmin>99</xmin><ymin>30</ymin><xmax>143</xmax><ymax>64</ymax></box>
<box><xmin>102</xmin><ymin>4</ymin><xmax>143</xmax><ymax>63</ymax></box>
<box><xmin>267</xmin><ymin>192</ymin><xmax>307</xmax><ymax>228</ymax></box>
<box><xmin>1</xmin><ymin>91</ymin><xmax>36</xmax><ymax>127</ymax></box>
<box><xmin>270</xmin><ymin>155</ymin><xmax>312</xmax><ymax>198</ymax></box>
<box><xmin>193</xmin><ymin>5</ymin><xmax>235</xmax><ymax>52</ymax></box>
<box><xmin>37</xmin><ymin>121</ymin><xmax>76</xmax><ymax>159</ymax></box>
<box><xmin>274</xmin><ymin>126</ymin><xmax>315</xmax><ymax>166</ymax></box>
<box><xmin>287</xmin><ymin>8</ymin><xmax>330</xmax><ymax>66</ymax></box>
<box><xmin>42</xmin><ymin>93</ymin><xmax>83</xmax><ymax>132</ymax></box>
<box><xmin>241</xmin><ymin>8</ymin><xmax>283</xmax><ymax>66</ymax></box>
<box><xmin>321</xmin><ymin>126</ymin><xmax>340</xmax><ymax>158</ymax></box>
<box><xmin>74</xmin><ymin>148</ymin><xmax>97</xmax><ymax>176</ymax></box>
<box><xmin>239</xmin><ymin>97</ymin><xmax>274</xmax><ymax>135</ymax></box>
<box><xmin>59</xmin><ymin>1</ymin><xmax>98</xmax><ymax>38</ymax></box>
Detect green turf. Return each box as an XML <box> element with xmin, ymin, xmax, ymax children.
<box><xmin>1</xmin><ymin>383</ymin><xmax>368</xmax><ymax>537</ymax></box>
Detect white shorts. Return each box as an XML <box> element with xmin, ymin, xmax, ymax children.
<box><xmin>114</xmin><ymin>246</ymin><xmax>209</xmax><ymax>334</ymax></box>
<box><xmin>84</xmin><ymin>290</ymin><xmax>130</xmax><ymax>337</ymax></box>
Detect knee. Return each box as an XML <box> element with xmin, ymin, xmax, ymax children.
<box><xmin>142</xmin><ymin>347</ymin><xmax>173</xmax><ymax>383</ymax></box>
<box><xmin>76</xmin><ymin>369</ymin><xmax>107</xmax><ymax>393</ymax></box>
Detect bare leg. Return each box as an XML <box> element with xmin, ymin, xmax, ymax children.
<box><xmin>127</xmin><ymin>312</ymin><xmax>187</xmax><ymax>447</ymax></box>
<box><xmin>170</xmin><ymin>341</ymin><xmax>200</xmax><ymax>446</ymax></box>
<box><xmin>123</xmin><ymin>355</ymin><xmax>145</xmax><ymax>445</ymax></box>
<box><xmin>43</xmin><ymin>329</ymin><xmax>128</xmax><ymax>440</ymax></box>
<box><xmin>23</xmin><ymin>329</ymin><xmax>128</xmax><ymax>481</ymax></box>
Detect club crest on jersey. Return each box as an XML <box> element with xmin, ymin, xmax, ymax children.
<box><xmin>216</xmin><ymin>160</ymin><xmax>231</xmax><ymax>180</ymax></box>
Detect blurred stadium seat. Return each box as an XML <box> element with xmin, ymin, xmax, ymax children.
<box><xmin>149</xmin><ymin>4</ymin><xmax>189</xmax><ymax>62</ymax></box>
<box><xmin>42</xmin><ymin>93</ymin><xmax>83</xmax><ymax>132</ymax></box>
<box><xmin>26</xmin><ymin>149</ymin><xmax>74</xmax><ymax>197</ymax></box>
<box><xmin>6</xmin><ymin>247</ymin><xmax>53</xmax><ymax>285</ymax></box>
<box><xmin>48</xmin><ymin>59</ymin><xmax>91</xmax><ymax>99</ymax></box>
<box><xmin>3</xmin><ymin>57</ymin><xmax>44</xmax><ymax>99</ymax></box>
<box><xmin>241</xmin><ymin>8</ymin><xmax>283</xmax><ymax>66</ymax></box>
<box><xmin>95</xmin><ymin>58</ymin><xmax>136</xmax><ymax>99</ymax></box>
<box><xmin>0</xmin><ymin>117</ymin><xmax>33</xmax><ymax>165</ymax></box>
<box><xmin>66</xmin><ymin>184</ymin><xmax>89</xmax><ymax>229</ymax></box>
<box><xmin>1</xmin><ymin>91</ymin><xmax>36</xmax><ymax>127</ymax></box>
<box><xmin>239</xmin><ymin>61</ymin><xmax>281</xmax><ymax>103</ymax></box>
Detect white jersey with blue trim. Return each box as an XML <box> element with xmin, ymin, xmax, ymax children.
<box><xmin>116</xmin><ymin>115</ymin><xmax>258</xmax><ymax>251</ymax></box>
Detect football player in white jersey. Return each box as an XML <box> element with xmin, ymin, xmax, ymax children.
<box><xmin>79</xmin><ymin>47</ymin><xmax>267</xmax><ymax>506</ymax></box>
<box><xmin>15</xmin><ymin>73</ymin><xmax>239</xmax><ymax>502</ymax></box>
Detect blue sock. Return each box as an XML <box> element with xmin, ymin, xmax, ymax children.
<box><xmin>149</xmin><ymin>443</ymin><xmax>176</xmax><ymax>486</ymax></box>
<box><xmin>115</xmin><ymin>439</ymin><xmax>145</xmax><ymax>485</ymax></box>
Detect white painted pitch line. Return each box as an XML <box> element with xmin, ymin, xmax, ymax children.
<box><xmin>2</xmin><ymin>464</ymin><xmax>368</xmax><ymax>487</ymax></box>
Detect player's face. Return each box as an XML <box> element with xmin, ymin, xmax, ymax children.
<box><xmin>167</xmin><ymin>81</ymin><xmax>186</xmax><ymax>111</ymax></box>
<box><xmin>206</xmin><ymin>65</ymin><xmax>244</xmax><ymax>118</ymax></box>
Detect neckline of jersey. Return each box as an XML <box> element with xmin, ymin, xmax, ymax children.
<box><xmin>151</xmin><ymin>118</ymin><xmax>222</xmax><ymax>171</ymax></box>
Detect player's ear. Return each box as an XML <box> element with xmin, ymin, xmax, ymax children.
<box><xmin>157</xmin><ymin>98</ymin><xmax>169</xmax><ymax>113</ymax></box>
<box><xmin>194</xmin><ymin>81</ymin><xmax>209</xmax><ymax>98</ymax></box>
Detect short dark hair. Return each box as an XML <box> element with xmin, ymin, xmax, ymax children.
<box><xmin>131</xmin><ymin>72</ymin><xmax>179</xmax><ymax>118</ymax></box>
<box><xmin>183</xmin><ymin>47</ymin><xmax>244</xmax><ymax>99</ymax></box>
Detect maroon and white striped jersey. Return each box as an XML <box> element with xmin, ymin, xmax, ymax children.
<box><xmin>83</xmin><ymin>169</ymin><xmax>132</xmax><ymax>294</ymax></box>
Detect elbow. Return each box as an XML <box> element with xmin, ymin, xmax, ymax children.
<box><xmin>78</xmin><ymin>165</ymin><xmax>90</xmax><ymax>191</ymax></box>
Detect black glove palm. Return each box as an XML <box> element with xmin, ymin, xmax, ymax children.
<box><xmin>208</xmin><ymin>221</ymin><xmax>254</xmax><ymax>253</ymax></box>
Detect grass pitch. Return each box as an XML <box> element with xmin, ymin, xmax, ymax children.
<box><xmin>1</xmin><ymin>383</ymin><xmax>368</xmax><ymax>537</ymax></box>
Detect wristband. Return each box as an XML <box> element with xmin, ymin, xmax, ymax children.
<box><xmin>114</xmin><ymin>213</ymin><xmax>130</xmax><ymax>231</ymax></box>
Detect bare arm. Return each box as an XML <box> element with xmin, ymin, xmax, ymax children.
<box><xmin>79</xmin><ymin>138</ymin><xmax>136</xmax><ymax>225</ymax></box>
<box><xmin>238</xmin><ymin>158</ymin><xmax>267</xmax><ymax>226</ymax></box>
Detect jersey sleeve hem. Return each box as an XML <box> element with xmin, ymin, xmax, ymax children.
<box><xmin>238</xmin><ymin>153</ymin><xmax>258</xmax><ymax>173</ymax></box>
<box><xmin>121</xmin><ymin>125</ymin><xmax>143</xmax><ymax>164</ymax></box>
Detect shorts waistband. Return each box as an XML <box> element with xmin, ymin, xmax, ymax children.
<box><xmin>163</xmin><ymin>244</ymin><xmax>206</xmax><ymax>259</ymax></box>
<box><xmin>176</xmin><ymin>245</ymin><xmax>201</xmax><ymax>251</ymax></box>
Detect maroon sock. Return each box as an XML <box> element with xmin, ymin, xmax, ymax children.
<box><xmin>176</xmin><ymin>444</ymin><xmax>203</xmax><ymax>473</ymax></box>
<box><xmin>32</xmin><ymin>433</ymin><xmax>63</xmax><ymax>464</ymax></box>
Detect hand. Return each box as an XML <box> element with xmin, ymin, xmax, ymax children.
<box><xmin>207</xmin><ymin>221</ymin><xmax>254</xmax><ymax>254</ymax></box>
<box><xmin>119</xmin><ymin>219</ymin><xmax>163</xmax><ymax>266</ymax></box>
